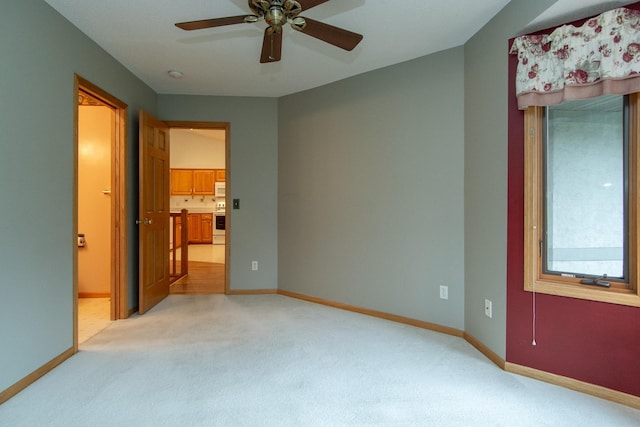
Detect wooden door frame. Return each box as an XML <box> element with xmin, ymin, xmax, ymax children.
<box><xmin>73</xmin><ymin>75</ymin><xmax>129</xmax><ymax>351</ymax></box>
<box><xmin>165</xmin><ymin>121</ymin><xmax>231</xmax><ymax>293</ymax></box>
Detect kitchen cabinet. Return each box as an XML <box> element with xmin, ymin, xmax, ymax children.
<box><xmin>193</xmin><ymin>170</ymin><xmax>215</xmax><ymax>195</ymax></box>
<box><xmin>170</xmin><ymin>169</ymin><xmax>217</xmax><ymax>196</ymax></box>
<box><xmin>188</xmin><ymin>214</ymin><xmax>201</xmax><ymax>242</ymax></box>
<box><xmin>201</xmin><ymin>214</ymin><xmax>212</xmax><ymax>242</ymax></box>
<box><xmin>170</xmin><ymin>169</ymin><xmax>193</xmax><ymax>195</ymax></box>
<box><xmin>215</xmin><ymin>169</ymin><xmax>226</xmax><ymax>182</ymax></box>
<box><xmin>188</xmin><ymin>213</ymin><xmax>213</xmax><ymax>244</ymax></box>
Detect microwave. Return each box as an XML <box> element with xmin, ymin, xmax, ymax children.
<box><xmin>215</xmin><ymin>182</ymin><xmax>226</xmax><ymax>197</ymax></box>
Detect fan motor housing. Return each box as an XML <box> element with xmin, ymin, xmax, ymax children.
<box><xmin>266</xmin><ymin>8</ymin><xmax>286</xmax><ymax>28</ymax></box>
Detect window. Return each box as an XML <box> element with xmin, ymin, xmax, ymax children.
<box><xmin>524</xmin><ymin>94</ymin><xmax>640</xmax><ymax>306</ymax></box>
<box><xmin>545</xmin><ymin>96</ymin><xmax>627</xmax><ymax>280</ymax></box>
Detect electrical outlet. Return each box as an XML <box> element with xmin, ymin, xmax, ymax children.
<box><xmin>484</xmin><ymin>299</ymin><xmax>493</xmax><ymax>318</ymax></box>
<box><xmin>251</xmin><ymin>261</ymin><xmax>258</xmax><ymax>271</ymax></box>
<box><xmin>439</xmin><ymin>285</ymin><xmax>448</xmax><ymax>300</ymax></box>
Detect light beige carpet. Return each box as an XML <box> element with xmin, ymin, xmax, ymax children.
<box><xmin>1</xmin><ymin>295</ymin><xmax>638</xmax><ymax>426</ymax></box>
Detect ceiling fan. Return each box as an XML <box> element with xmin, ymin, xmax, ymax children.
<box><xmin>175</xmin><ymin>0</ymin><xmax>363</xmax><ymax>63</ymax></box>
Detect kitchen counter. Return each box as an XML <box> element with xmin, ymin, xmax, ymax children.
<box><xmin>170</xmin><ymin>208</ymin><xmax>214</xmax><ymax>214</ymax></box>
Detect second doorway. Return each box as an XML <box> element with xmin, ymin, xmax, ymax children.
<box><xmin>168</xmin><ymin>125</ymin><xmax>229</xmax><ymax>294</ymax></box>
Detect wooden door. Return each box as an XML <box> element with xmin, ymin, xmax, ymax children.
<box><xmin>139</xmin><ymin>110</ymin><xmax>170</xmax><ymax>314</ymax></box>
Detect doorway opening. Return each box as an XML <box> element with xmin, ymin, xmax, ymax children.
<box><xmin>74</xmin><ymin>76</ymin><xmax>128</xmax><ymax>349</ymax></box>
<box><xmin>166</xmin><ymin>122</ymin><xmax>230</xmax><ymax>294</ymax></box>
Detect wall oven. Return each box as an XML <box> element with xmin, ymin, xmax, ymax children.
<box><xmin>215</xmin><ymin>215</ymin><xmax>225</xmax><ymax>230</ymax></box>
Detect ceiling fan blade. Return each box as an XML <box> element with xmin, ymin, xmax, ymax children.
<box><xmin>175</xmin><ymin>15</ymin><xmax>250</xmax><ymax>31</ymax></box>
<box><xmin>297</xmin><ymin>17</ymin><xmax>363</xmax><ymax>51</ymax></box>
<box><xmin>260</xmin><ymin>27</ymin><xmax>283</xmax><ymax>63</ymax></box>
<box><xmin>297</xmin><ymin>0</ymin><xmax>331</xmax><ymax>11</ymax></box>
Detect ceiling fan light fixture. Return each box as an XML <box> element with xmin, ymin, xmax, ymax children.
<box><xmin>250</xmin><ymin>0</ymin><xmax>270</xmax><ymax>17</ymax></box>
<box><xmin>290</xmin><ymin>17</ymin><xmax>306</xmax><ymax>31</ymax></box>
<box><xmin>244</xmin><ymin>14</ymin><xmax>260</xmax><ymax>23</ymax></box>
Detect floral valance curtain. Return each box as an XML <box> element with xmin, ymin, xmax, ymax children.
<box><xmin>510</xmin><ymin>7</ymin><xmax>640</xmax><ymax>110</ymax></box>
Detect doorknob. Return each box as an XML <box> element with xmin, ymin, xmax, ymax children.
<box><xmin>136</xmin><ymin>218</ymin><xmax>153</xmax><ymax>225</ymax></box>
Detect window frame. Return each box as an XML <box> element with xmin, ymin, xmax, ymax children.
<box><xmin>523</xmin><ymin>94</ymin><xmax>640</xmax><ymax>307</ymax></box>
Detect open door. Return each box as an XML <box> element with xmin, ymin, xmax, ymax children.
<box><xmin>138</xmin><ymin>110</ymin><xmax>170</xmax><ymax>314</ymax></box>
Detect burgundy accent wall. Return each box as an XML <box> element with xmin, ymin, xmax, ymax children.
<box><xmin>506</xmin><ymin>3</ymin><xmax>640</xmax><ymax>398</ymax></box>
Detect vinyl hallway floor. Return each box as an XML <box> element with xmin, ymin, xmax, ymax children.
<box><xmin>78</xmin><ymin>297</ymin><xmax>112</xmax><ymax>344</ymax></box>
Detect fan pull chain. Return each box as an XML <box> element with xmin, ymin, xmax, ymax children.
<box><xmin>531</xmin><ymin>109</ymin><xmax>538</xmax><ymax>348</ymax></box>
<box><xmin>532</xmin><ymin>284</ymin><xmax>537</xmax><ymax>346</ymax></box>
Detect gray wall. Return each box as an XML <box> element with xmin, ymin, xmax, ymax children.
<box><xmin>278</xmin><ymin>48</ymin><xmax>466</xmax><ymax>330</ymax></box>
<box><xmin>158</xmin><ymin>95</ymin><xmax>279</xmax><ymax>291</ymax></box>
<box><xmin>0</xmin><ymin>1</ymin><xmax>156</xmax><ymax>392</ymax></box>
<box><xmin>2</xmin><ymin>0</ymin><xmax>577</xmax><ymax>399</ymax></box>
<box><xmin>463</xmin><ymin>0</ymin><xmax>557</xmax><ymax>357</ymax></box>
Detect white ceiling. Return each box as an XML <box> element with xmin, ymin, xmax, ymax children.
<box><xmin>44</xmin><ymin>0</ymin><xmax>637</xmax><ymax>98</ymax></box>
